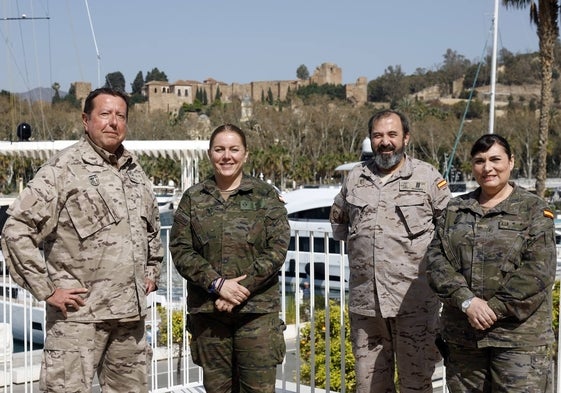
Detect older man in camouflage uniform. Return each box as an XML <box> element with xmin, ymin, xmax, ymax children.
<box><xmin>330</xmin><ymin>109</ymin><xmax>450</xmax><ymax>393</ymax></box>
<box><xmin>1</xmin><ymin>87</ymin><xmax>163</xmax><ymax>393</ymax></box>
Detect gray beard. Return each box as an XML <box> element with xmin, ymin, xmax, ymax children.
<box><xmin>373</xmin><ymin>147</ymin><xmax>405</xmax><ymax>170</ymax></box>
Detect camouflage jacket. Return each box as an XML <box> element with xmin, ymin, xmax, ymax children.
<box><xmin>425</xmin><ymin>184</ymin><xmax>556</xmax><ymax>347</ymax></box>
<box><xmin>170</xmin><ymin>175</ymin><xmax>290</xmax><ymax>314</ymax></box>
<box><xmin>1</xmin><ymin>136</ymin><xmax>163</xmax><ymax>322</ymax></box>
<box><xmin>330</xmin><ymin>156</ymin><xmax>450</xmax><ymax>317</ymax></box>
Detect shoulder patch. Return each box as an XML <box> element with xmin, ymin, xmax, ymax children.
<box><xmin>543</xmin><ymin>208</ymin><xmax>554</xmax><ymax>219</ymax></box>
<box><xmin>437</xmin><ymin>179</ymin><xmax>448</xmax><ymax>189</ymax></box>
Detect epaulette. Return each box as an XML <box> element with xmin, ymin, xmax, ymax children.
<box><xmin>437</xmin><ymin>179</ymin><xmax>448</xmax><ymax>189</ymax></box>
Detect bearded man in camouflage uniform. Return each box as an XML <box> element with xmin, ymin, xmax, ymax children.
<box><xmin>1</xmin><ymin>87</ymin><xmax>163</xmax><ymax>393</ymax></box>
<box><xmin>330</xmin><ymin>109</ymin><xmax>450</xmax><ymax>393</ymax></box>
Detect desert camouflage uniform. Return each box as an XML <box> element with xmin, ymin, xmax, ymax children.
<box><xmin>330</xmin><ymin>155</ymin><xmax>450</xmax><ymax>393</ymax></box>
<box><xmin>170</xmin><ymin>175</ymin><xmax>290</xmax><ymax>393</ymax></box>
<box><xmin>425</xmin><ymin>183</ymin><xmax>556</xmax><ymax>392</ymax></box>
<box><xmin>1</xmin><ymin>136</ymin><xmax>163</xmax><ymax>393</ymax></box>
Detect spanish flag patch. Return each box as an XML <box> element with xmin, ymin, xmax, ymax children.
<box><xmin>437</xmin><ymin>179</ymin><xmax>448</xmax><ymax>189</ymax></box>
<box><xmin>543</xmin><ymin>208</ymin><xmax>554</xmax><ymax>219</ymax></box>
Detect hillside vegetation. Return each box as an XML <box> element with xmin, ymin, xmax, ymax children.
<box><xmin>2</xmin><ymin>46</ymin><xmax>561</xmax><ymax>195</ymax></box>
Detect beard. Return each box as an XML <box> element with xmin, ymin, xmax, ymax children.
<box><xmin>373</xmin><ymin>145</ymin><xmax>405</xmax><ymax>170</ymax></box>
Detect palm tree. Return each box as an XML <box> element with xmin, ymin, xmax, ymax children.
<box><xmin>502</xmin><ymin>0</ymin><xmax>559</xmax><ymax>197</ymax></box>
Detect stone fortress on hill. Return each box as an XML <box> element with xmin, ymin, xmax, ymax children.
<box><xmin>141</xmin><ymin>62</ymin><xmax>368</xmax><ymax>113</ymax></box>
<box><xmin>68</xmin><ymin>62</ymin><xmax>540</xmax><ymax>117</ymax></box>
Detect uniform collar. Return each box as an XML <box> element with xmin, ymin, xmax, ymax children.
<box><xmin>202</xmin><ymin>174</ymin><xmax>254</xmax><ymax>194</ymax></box>
<box><xmin>459</xmin><ymin>181</ymin><xmax>521</xmax><ymax>216</ymax></box>
<box><xmin>82</xmin><ymin>135</ymin><xmax>132</xmax><ymax>169</ymax></box>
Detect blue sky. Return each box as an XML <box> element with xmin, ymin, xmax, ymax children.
<box><xmin>0</xmin><ymin>0</ymin><xmax>540</xmax><ymax>93</ymax></box>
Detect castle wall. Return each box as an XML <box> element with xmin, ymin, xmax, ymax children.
<box><xmin>144</xmin><ymin>62</ymin><xmax>366</xmax><ymax>112</ymax></box>
<box><xmin>73</xmin><ymin>82</ymin><xmax>92</xmax><ymax>106</ymax></box>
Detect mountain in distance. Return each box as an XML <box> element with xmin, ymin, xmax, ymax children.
<box><xmin>16</xmin><ymin>87</ymin><xmax>67</xmax><ymax>102</ymax></box>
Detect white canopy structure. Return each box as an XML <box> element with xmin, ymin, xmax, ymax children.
<box><xmin>0</xmin><ymin>139</ymin><xmax>210</xmax><ymax>191</ymax></box>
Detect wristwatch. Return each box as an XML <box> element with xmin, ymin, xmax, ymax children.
<box><xmin>461</xmin><ymin>297</ymin><xmax>474</xmax><ymax>313</ymax></box>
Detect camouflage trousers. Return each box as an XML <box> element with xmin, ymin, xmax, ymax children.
<box><xmin>445</xmin><ymin>343</ymin><xmax>552</xmax><ymax>393</ymax></box>
<box><xmin>350</xmin><ymin>311</ymin><xmax>440</xmax><ymax>393</ymax></box>
<box><xmin>39</xmin><ymin>319</ymin><xmax>150</xmax><ymax>393</ymax></box>
<box><xmin>188</xmin><ymin>312</ymin><xmax>286</xmax><ymax>393</ymax></box>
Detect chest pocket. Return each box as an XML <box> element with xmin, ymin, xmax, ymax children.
<box><xmin>65</xmin><ymin>188</ymin><xmax>118</xmax><ymax>239</ymax></box>
<box><xmin>497</xmin><ymin>219</ymin><xmax>528</xmax><ymax>271</ymax></box>
<box><xmin>395</xmin><ymin>194</ymin><xmax>432</xmax><ymax>238</ymax></box>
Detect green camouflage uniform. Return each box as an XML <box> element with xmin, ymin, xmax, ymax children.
<box><xmin>170</xmin><ymin>175</ymin><xmax>290</xmax><ymax>393</ymax></box>
<box><xmin>330</xmin><ymin>156</ymin><xmax>450</xmax><ymax>393</ymax></box>
<box><xmin>425</xmin><ymin>183</ymin><xmax>556</xmax><ymax>392</ymax></box>
<box><xmin>1</xmin><ymin>136</ymin><xmax>163</xmax><ymax>393</ymax></box>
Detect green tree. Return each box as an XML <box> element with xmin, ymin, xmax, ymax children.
<box><xmin>296</xmin><ymin>64</ymin><xmax>310</xmax><ymax>80</ymax></box>
<box><xmin>60</xmin><ymin>83</ymin><xmax>81</xmax><ymax>109</ymax></box>
<box><xmin>503</xmin><ymin>0</ymin><xmax>560</xmax><ymax>197</ymax></box>
<box><xmin>104</xmin><ymin>71</ymin><xmax>126</xmax><ymax>92</ymax></box>
<box><xmin>145</xmin><ymin>67</ymin><xmax>168</xmax><ymax>82</ymax></box>
<box><xmin>440</xmin><ymin>48</ymin><xmax>471</xmax><ymax>93</ymax></box>
<box><xmin>367</xmin><ymin>65</ymin><xmax>408</xmax><ymax>105</ymax></box>
<box><xmin>300</xmin><ymin>300</ymin><xmax>355</xmax><ymax>392</ymax></box>
<box><xmin>215</xmin><ymin>86</ymin><xmax>222</xmax><ymax>102</ymax></box>
<box><xmin>131</xmin><ymin>71</ymin><xmax>144</xmax><ymax>95</ymax></box>
<box><xmin>51</xmin><ymin>82</ymin><xmax>61</xmax><ymax>104</ymax></box>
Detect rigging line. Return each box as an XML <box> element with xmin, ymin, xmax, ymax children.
<box><xmin>65</xmin><ymin>0</ymin><xmax>84</xmax><ymax>88</ymax></box>
<box><xmin>28</xmin><ymin>0</ymin><xmax>54</xmax><ymax>140</ymax></box>
<box><xmin>444</xmin><ymin>20</ymin><xmax>492</xmax><ymax>181</ymax></box>
<box><xmin>84</xmin><ymin>0</ymin><xmax>101</xmax><ymax>87</ymax></box>
<box><xmin>35</xmin><ymin>0</ymin><xmax>54</xmax><ymax>88</ymax></box>
<box><xmin>27</xmin><ymin>0</ymin><xmax>46</xmax><ymax>140</ymax></box>
<box><xmin>0</xmin><ymin>28</ymin><xmax>30</xmax><ymax>90</ymax></box>
<box><xmin>15</xmin><ymin>1</ymin><xmax>31</xmax><ymax>88</ymax></box>
<box><xmin>489</xmin><ymin>0</ymin><xmax>499</xmax><ymax>134</ymax></box>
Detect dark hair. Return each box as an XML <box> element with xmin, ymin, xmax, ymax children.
<box><xmin>83</xmin><ymin>87</ymin><xmax>129</xmax><ymax>119</ymax></box>
<box><xmin>367</xmin><ymin>109</ymin><xmax>410</xmax><ymax>137</ymax></box>
<box><xmin>209</xmin><ymin>124</ymin><xmax>247</xmax><ymax>150</ymax></box>
<box><xmin>470</xmin><ymin>134</ymin><xmax>512</xmax><ymax>158</ymax></box>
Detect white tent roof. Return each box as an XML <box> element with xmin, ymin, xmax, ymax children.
<box><xmin>0</xmin><ymin>139</ymin><xmax>209</xmax><ymax>160</ymax></box>
<box><xmin>0</xmin><ymin>139</ymin><xmax>210</xmax><ymax>190</ymax></box>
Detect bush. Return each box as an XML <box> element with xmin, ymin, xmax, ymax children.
<box><xmin>300</xmin><ymin>299</ymin><xmax>355</xmax><ymax>392</ymax></box>
<box><xmin>157</xmin><ymin>305</ymin><xmax>185</xmax><ymax>347</ymax></box>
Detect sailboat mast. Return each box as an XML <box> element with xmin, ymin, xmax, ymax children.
<box><xmin>489</xmin><ymin>0</ymin><xmax>499</xmax><ymax>134</ymax></box>
<box><xmin>84</xmin><ymin>0</ymin><xmax>101</xmax><ymax>88</ymax></box>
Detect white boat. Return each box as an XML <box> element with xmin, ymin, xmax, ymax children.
<box><xmin>281</xmin><ymin>186</ymin><xmax>349</xmax><ymax>292</ymax></box>
<box><xmin>153</xmin><ymin>183</ymin><xmax>182</xmax><ymax>213</ymax></box>
<box><xmin>0</xmin><ymin>251</ymin><xmax>46</xmax><ymax>346</ymax></box>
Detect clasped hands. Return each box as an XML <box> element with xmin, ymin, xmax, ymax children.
<box><xmin>214</xmin><ymin>275</ymin><xmax>250</xmax><ymax>313</ymax></box>
<box><xmin>464</xmin><ymin>297</ymin><xmax>498</xmax><ymax>330</ymax></box>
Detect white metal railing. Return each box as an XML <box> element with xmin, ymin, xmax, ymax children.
<box><xmin>2</xmin><ymin>226</ymin><xmax>560</xmax><ymax>392</ymax></box>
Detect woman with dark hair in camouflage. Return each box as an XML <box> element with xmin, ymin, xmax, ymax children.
<box><xmin>426</xmin><ymin>134</ymin><xmax>556</xmax><ymax>392</ymax></box>
<box><xmin>170</xmin><ymin>124</ymin><xmax>290</xmax><ymax>393</ymax></box>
